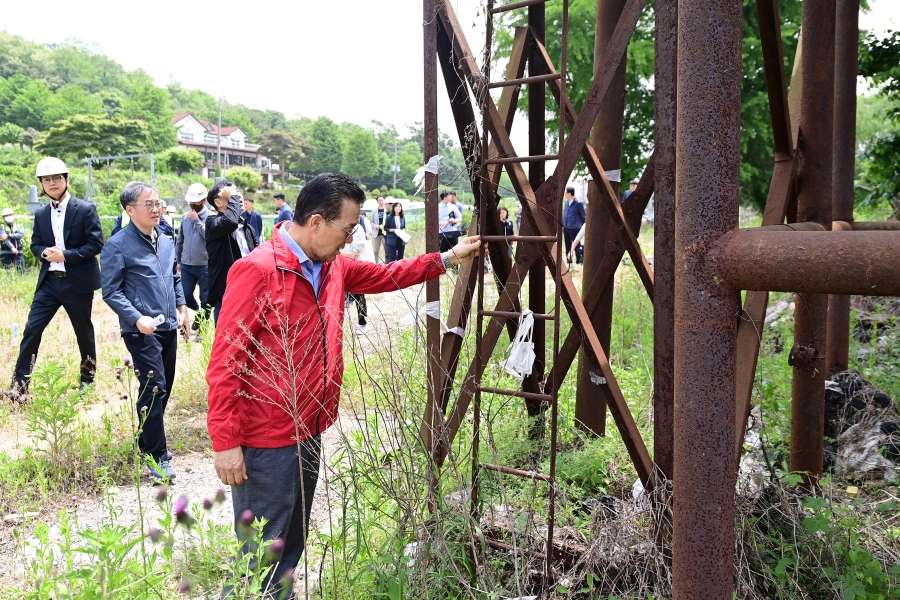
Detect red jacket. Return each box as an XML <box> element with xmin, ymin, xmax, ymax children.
<box><xmin>206</xmin><ymin>224</ymin><xmax>446</xmax><ymax>451</ymax></box>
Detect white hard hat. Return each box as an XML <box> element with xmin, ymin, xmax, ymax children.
<box><xmin>35</xmin><ymin>157</ymin><xmax>69</xmax><ymax>178</ymax></box>
<box><xmin>185</xmin><ymin>183</ymin><xmax>208</xmax><ymax>203</ymax></box>
<box><xmin>1</xmin><ymin>208</ymin><xmax>14</xmax><ymax>217</ymax></box>
<box><xmin>166</xmin><ymin>204</ymin><xmax>176</xmax><ymax>214</ymax></box>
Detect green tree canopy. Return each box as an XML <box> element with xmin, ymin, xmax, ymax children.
<box><xmin>158</xmin><ymin>147</ymin><xmax>203</xmax><ymax>175</ymax></box>
<box><xmin>0</xmin><ymin>122</ymin><xmax>25</xmax><ymax>146</ymax></box>
<box><xmin>309</xmin><ymin>117</ymin><xmax>344</xmax><ymax>174</ymax></box>
<box><xmin>257</xmin><ymin>130</ymin><xmax>312</xmax><ymax>187</ymax></box>
<box><xmin>124</xmin><ymin>82</ymin><xmax>176</xmax><ymax>153</ymax></box>
<box><xmin>33</xmin><ymin>114</ymin><xmax>149</xmax><ymax>161</ymax></box>
<box><xmin>228</xmin><ymin>166</ymin><xmax>263</xmax><ymax>192</ymax></box>
<box><xmin>342</xmin><ymin>130</ymin><xmax>379</xmax><ymax>183</ymax></box>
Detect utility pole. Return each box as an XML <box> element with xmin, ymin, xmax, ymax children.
<box><xmin>216</xmin><ymin>97</ymin><xmax>222</xmax><ymax>177</ymax></box>
<box><xmin>389</xmin><ymin>141</ymin><xmax>401</xmax><ymax>190</ymax></box>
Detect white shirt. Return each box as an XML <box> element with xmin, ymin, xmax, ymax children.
<box><xmin>48</xmin><ymin>195</ymin><xmax>69</xmax><ymax>272</ymax></box>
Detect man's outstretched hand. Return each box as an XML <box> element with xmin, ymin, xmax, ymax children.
<box><xmin>215</xmin><ymin>446</ymin><xmax>248</xmax><ymax>486</ymax></box>
<box><xmin>444</xmin><ymin>235</ymin><xmax>481</xmax><ymax>266</ymax></box>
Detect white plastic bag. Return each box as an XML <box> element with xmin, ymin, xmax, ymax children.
<box><xmin>499</xmin><ymin>310</ymin><xmax>536</xmax><ymax>381</ymax></box>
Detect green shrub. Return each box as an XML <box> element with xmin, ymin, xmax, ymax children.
<box><xmin>227</xmin><ymin>167</ymin><xmax>262</xmax><ymax>192</ymax></box>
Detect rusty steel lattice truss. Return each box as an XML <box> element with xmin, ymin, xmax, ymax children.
<box><xmin>419</xmin><ymin>0</ymin><xmax>900</xmax><ymax>597</ymax></box>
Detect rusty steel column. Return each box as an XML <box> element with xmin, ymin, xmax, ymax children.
<box><xmin>826</xmin><ymin>0</ymin><xmax>858</xmax><ymax>375</ymax></box>
<box><xmin>423</xmin><ymin>0</ymin><xmax>442</xmax><ymax>455</ymax></box>
<box><xmin>574</xmin><ymin>0</ymin><xmax>629</xmax><ymax>436</ymax></box>
<box><xmin>653</xmin><ymin>0</ymin><xmax>676</xmax><ymax>480</ymax></box>
<box><xmin>791</xmin><ymin>0</ymin><xmax>836</xmax><ymax>482</ymax></box>
<box><xmin>523</xmin><ymin>2</ymin><xmax>547</xmax><ymax>414</ymax></box>
<box><xmin>672</xmin><ymin>0</ymin><xmax>742</xmax><ymax>596</ymax></box>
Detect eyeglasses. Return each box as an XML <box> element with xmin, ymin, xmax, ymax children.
<box><xmin>39</xmin><ymin>175</ymin><xmax>65</xmax><ymax>184</ymax></box>
<box><xmin>327</xmin><ymin>218</ymin><xmax>356</xmax><ymax>240</ymax></box>
<box><xmin>132</xmin><ymin>201</ymin><xmax>163</xmax><ymax>210</ymax></box>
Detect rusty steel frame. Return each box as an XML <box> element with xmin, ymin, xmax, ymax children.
<box><xmin>418</xmin><ymin>0</ymin><xmax>896</xmax><ymax>596</ymax></box>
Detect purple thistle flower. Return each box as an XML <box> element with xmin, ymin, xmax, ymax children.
<box><xmin>152</xmin><ymin>386</ymin><xmax>159</xmax><ymax>393</ymax></box>
<box><xmin>238</xmin><ymin>509</ymin><xmax>254</xmax><ymax>528</ymax></box>
<box><xmin>123</xmin><ymin>356</ymin><xmax>132</xmax><ymax>367</ymax></box>
<box><xmin>202</xmin><ymin>497</ymin><xmax>213</xmax><ymax>511</ymax></box>
<box><xmin>115</xmin><ymin>367</ymin><xmax>122</xmax><ymax>380</ymax></box>
<box><xmin>174</xmin><ymin>494</ymin><xmax>188</xmax><ymax>516</ymax></box>
<box><xmin>147</xmin><ymin>370</ymin><xmax>154</xmax><ymax>379</ymax></box>
<box><xmin>140</xmin><ymin>406</ymin><xmax>148</xmax><ymax>413</ymax></box>
<box><xmin>148</xmin><ymin>527</ymin><xmax>163</xmax><ymax>543</ymax></box>
<box><xmin>177</xmin><ymin>578</ymin><xmax>191</xmax><ymax>593</ymax></box>
<box><xmin>156</xmin><ymin>485</ymin><xmax>167</xmax><ymax>502</ymax></box>
<box><xmin>265</xmin><ymin>537</ymin><xmax>285</xmax><ymax>562</ymax></box>
<box><xmin>134</xmin><ymin>369</ymin><xmax>141</xmax><ymax>377</ymax></box>
<box><xmin>215</xmin><ymin>487</ymin><xmax>226</xmax><ymax>503</ymax></box>
<box><xmin>279</xmin><ymin>568</ymin><xmax>295</xmax><ymax>589</ymax></box>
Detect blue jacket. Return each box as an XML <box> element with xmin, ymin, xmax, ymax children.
<box><xmin>563</xmin><ymin>198</ymin><xmax>586</xmax><ymax>230</ymax></box>
<box><xmin>100</xmin><ymin>222</ymin><xmax>186</xmax><ymax>334</ymax></box>
<box><xmin>384</xmin><ymin>214</ymin><xmax>406</xmax><ymax>245</ymax></box>
<box><xmin>275</xmin><ymin>204</ymin><xmax>293</xmax><ymax>225</ymax></box>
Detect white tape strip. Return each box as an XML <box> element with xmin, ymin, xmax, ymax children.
<box><xmin>604</xmin><ymin>169</ymin><xmax>621</xmax><ymax>183</ymax></box>
<box><xmin>413</xmin><ymin>155</ymin><xmax>442</xmax><ymax>193</ymax></box>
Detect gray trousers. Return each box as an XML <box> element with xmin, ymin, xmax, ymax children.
<box><xmin>371</xmin><ymin>234</ymin><xmax>385</xmax><ymax>263</ymax></box>
<box><xmin>227</xmin><ymin>437</ymin><xmax>321</xmax><ymax>599</ymax></box>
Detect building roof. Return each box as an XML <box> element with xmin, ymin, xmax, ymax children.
<box><xmin>172</xmin><ymin>112</ymin><xmax>243</xmax><ymax>137</ymax></box>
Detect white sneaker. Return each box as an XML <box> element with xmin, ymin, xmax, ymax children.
<box><xmin>356</xmin><ymin>324</ymin><xmax>367</xmax><ymax>335</ymax></box>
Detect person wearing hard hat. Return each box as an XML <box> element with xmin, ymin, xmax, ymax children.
<box><xmin>6</xmin><ymin>157</ymin><xmax>103</xmax><ymax>401</ymax></box>
<box><xmin>0</xmin><ymin>208</ymin><xmax>26</xmax><ymax>272</ymax></box>
<box><xmin>175</xmin><ymin>182</ymin><xmax>212</xmax><ymax>332</ymax></box>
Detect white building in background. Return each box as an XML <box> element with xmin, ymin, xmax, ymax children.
<box><xmin>171</xmin><ymin>113</ymin><xmax>279</xmax><ymax>185</ymax></box>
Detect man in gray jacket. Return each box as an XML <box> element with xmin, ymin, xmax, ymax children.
<box><xmin>101</xmin><ymin>182</ymin><xmax>188</xmax><ymax>482</ymax></box>
<box><xmin>175</xmin><ymin>182</ymin><xmax>211</xmax><ymax>332</ymax></box>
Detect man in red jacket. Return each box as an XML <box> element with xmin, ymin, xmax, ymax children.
<box><xmin>207</xmin><ymin>172</ymin><xmax>479</xmax><ymax>595</ymax></box>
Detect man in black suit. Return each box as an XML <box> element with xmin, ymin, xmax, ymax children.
<box><xmin>6</xmin><ymin>157</ymin><xmax>104</xmax><ymax>399</ymax></box>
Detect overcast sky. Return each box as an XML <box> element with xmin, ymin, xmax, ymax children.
<box><xmin>3</xmin><ymin>0</ymin><xmax>899</xmax><ymax>147</ymax></box>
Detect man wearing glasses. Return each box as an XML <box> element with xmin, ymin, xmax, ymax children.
<box><xmin>207</xmin><ymin>173</ymin><xmax>481</xmax><ymax>596</ymax></box>
<box><xmin>101</xmin><ymin>182</ymin><xmax>188</xmax><ymax>482</ymax></box>
<box><xmin>6</xmin><ymin>157</ymin><xmax>103</xmax><ymax>401</ymax></box>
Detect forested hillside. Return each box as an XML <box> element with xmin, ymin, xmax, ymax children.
<box><xmin>0</xmin><ymin>32</ymin><xmax>472</xmax><ymax>212</ymax></box>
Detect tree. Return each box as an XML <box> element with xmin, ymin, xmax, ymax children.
<box><xmin>221</xmin><ymin>104</ymin><xmax>260</xmax><ymax>140</ymax></box>
<box><xmin>158</xmin><ymin>147</ymin><xmax>203</xmax><ymax>175</ymax></box>
<box><xmin>228</xmin><ymin>167</ymin><xmax>263</xmax><ymax>193</ymax></box>
<box><xmin>256</xmin><ymin>130</ymin><xmax>312</xmax><ymax>188</ymax></box>
<box><xmin>495</xmin><ymin>0</ymin><xmax>803</xmax><ymax>209</ymax></box>
<box><xmin>858</xmin><ymin>30</ymin><xmax>900</xmax><ymax>216</ymax></box>
<box><xmin>341</xmin><ymin>130</ymin><xmax>379</xmax><ymax>184</ymax></box>
<box><xmin>124</xmin><ymin>82</ymin><xmax>177</xmax><ymax>153</ymax></box>
<box><xmin>34</xmin><ymin>114</ymin><xmax>149</xmax><ymax>161</ymax></box>
<box><xmin>308</xmin><ymin>117</ymin><xmax>344</xmax><ymax>174</ymax></box>
<box><xmin>0</xmin><ymin>122</ymin><xmax>24</xmax><ymax>146</ymax></box>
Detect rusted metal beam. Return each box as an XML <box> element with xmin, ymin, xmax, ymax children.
<box><xmin>672</xmin><ymin>0</ymin><xmax>742</xmax><ymax>597</ymax></box>
<box><xmin>834</xmin><ymin>220</ymin><xmax>900</xmax><ymax>230</ymax></box>
<box><xmin>552</xmin><ymin>0</ymin><xmax>647</xmax><ymax>187</ymax></box>
<box><xmin>792</xmin><ymin>0</ymin><xmax>836</xmax><ymax>483</ymax></box>
<box><xmin>828</xmin><ymin>0</ymin><xmax>862</xmax><ymax>375</ymax></box>
<box><xmin>734</xmin><ymin>1</ymin><xmax>803</xmax><ymax>463</ymax></box>
<box><xmin>544</xmin><ymin>157</ymin><xmax>654</xmax><ymax>399</ymax></box>
<box><xmin>434</xmin><ymin>1</ymin><xmax>653</xmax><ymax>484</ymax></box>
<box><xmin>524</xmin><ymin>2</ymin><xmax>548</xmax><ymax>417</ymax></box>
<box><xmin>529</xmin><ymin>31</ymin><xmax>655</xmax><ymax>300</ymax></box>
<box><xmin>574</xmin><ymin>0</ymin><xmax>629</xmax><ymax>437</ymax></box>
<box><xmin>653</xmin><ymin>0</ymin><xmax>676</xmax><ymax>482</ymax></box>
<box><xmin>711</xmin><ymin>230</ymin><xmax>900</xmax><ymax>296</ymax></box>
<box><xmin>422</xmin><ymin>0</ymin><xmax>442</xmax><ymax>458</ymax></box>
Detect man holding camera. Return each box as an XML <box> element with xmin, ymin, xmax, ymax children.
<box><xmin>6</xmin><ymin>157</ymin><xmax>103</xmax><ymax>400</ymax></box>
